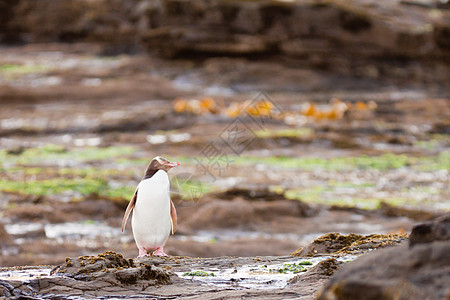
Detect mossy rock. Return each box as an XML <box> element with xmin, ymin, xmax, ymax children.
<box><xmin>51</xmin><ymin>251</ymin><xmax>171</xmax><ymax>286</ymax></box>
<box><xmin>291</xmin><ymin>233</ymin><xmax>408</xmax><ymax>256</ymax></box>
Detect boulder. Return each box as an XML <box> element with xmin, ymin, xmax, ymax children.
<box><xmin>291</xmin><ymin>232</ymin><xmax>408</xmax><ymax>256</ymax></box>
<box><xmin>318</xmin><ymin>214</ymin><xmax>450</xmax><ymax>300</ymax></box>
<box><xmin>51</xmin><ymin>251</ymin><xmax>172</xmax><ymax>286</ymax></box>
<box><xmin>0</xmin><ymin>223</ymin><xmax>13</xmax><ymax>246</ymax></box>
<box><xmin>409</xmin><ymin>213</ymin><xmax>450</xmax><ymax>247</ymax></box>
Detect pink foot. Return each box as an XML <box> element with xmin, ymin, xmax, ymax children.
<box><xmin>153</xmin><ymin>246</ymin><xmax>168</xmax><ymax>257</ymax></box>
<box><xmin>138</xmin><ymin>247</ymin><xmax>148</xmax><ymax>257</ymax></box>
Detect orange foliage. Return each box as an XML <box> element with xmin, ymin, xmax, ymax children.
<box><xmin>172</xmin><ymin>96</ymin><xmax>377</xmax><ymax>123</ymax></box>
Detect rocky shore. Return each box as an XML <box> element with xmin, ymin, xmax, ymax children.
<box><xmin>1</xmin><ymin>0</ymin><xmax>449</xmax><ymax>86</ymax></box>
<box><xmin>1</xmin><ymin>215</ymin><xmax>448</xmax><ymax>300</ymax></box>
<box><xmin>0</xmin><ymin>1</ymin><xmax>449</xmax><ymax>299</ymax></box>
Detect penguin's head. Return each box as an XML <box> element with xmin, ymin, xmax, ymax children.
<box><xmin>149</xmin><ymin>156</ymin><xmax>181</xmax><ymax>173</ymax></box>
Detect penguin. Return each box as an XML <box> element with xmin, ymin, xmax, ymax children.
<box><xmin>122</xmin><ymin>156</ymin><xmax>180</xmax><ymax>257</ymax></box>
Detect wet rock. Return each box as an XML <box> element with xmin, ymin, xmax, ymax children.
<box><xmin>409</xmin><ymin>213</ymin><xmax>450</xmax><ymax>247</ymax></box>
<box><xmin>309</xmin><ymin>258</ymin><xmax>343</xmax><ymax>277</ymax></box>
<box><xmin>4</xmin><ymin>198</ymin><xmax>124</xmax><ymax>223</ymax></box>
<box><xmin>0</xmin><ymin>280</ymin><xmax>14</xmax><ymax>298</ymax></box>
<box><xmin>184</xmin><ymin>198</ymin><xmax>315</xmax><ymax>230</ymax></box>
<box><xmin>215</xmin><ymin>186</ymin><xmax>287</xmax><ymax>201</ymax></box>
<box><xmin>377</xmin><ymin>201</ymin><xmax>441</xmax><ymax>221</ymax></box>
<box><xmin>40</xmin><ymin>251</ymin><xmax>172</xmax><ymax>296</ymax></box>
<box><xmin>318</xmin><ymin>240</ymin><xmax>450</xmax><ymax>300</ymax></box>
<box><xmin>291</xmin><ymin>233</ymin><xmax>363</xmax><ymax>256</ymax></box>
<box><xmin>291</xmin><ymin>233</ymin><xmax>408</xmax><ymax>256</ymax></box>
<box><xmin>318</xmin><ymin>215</ymin><xmax>450</xmax><ymax>300</ymax></box>
<box><xmin>52</xmin><ymin>251</ymin><xmax>133</xmax><ymax>276</ymax></box>
<box><xmin>51</xmin><ymin>251</ymin><xmax>171</xmax><ymax>285</ymax></box>
<box><xmin>289</xmin><ymin>258</ymin><xmax>343</xmax><ymax>286</ymax></box>
<box><xmin>1</xmin><ymin>0</ymin><xmax>449</xmax><ymax>84</ymax></box>
<box><xmin>430</xmin><ymin>120</ymin><xmax>450</xmax><ymax>134</ymax></box>
<box><xmin>0</xmin><ymin>224</ymin><xmax>13</xmax><ymax>246</ymax></box>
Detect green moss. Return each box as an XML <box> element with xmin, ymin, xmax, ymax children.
<box><xmin>327</xmin><ymin>180</ymin><xmax>375</xmax><ymax>188</ymax></box>
<box><xmin>0</xmin><ymin>63</ymin><xmax>51</xmax><ymax>78</ymax></box>
<box><xmin>104</xmin><ymin>186</ymin><xmax>136</xmax><ymax>199</ymax></box>
<box><xmin>271</xmin><ymin>262</ymin><xmax>310</xmax><ymax>274</ymax></box>
<box><xmin>183</xmin><ymin>270</ymin><xmax>215</xmax><ymax>277</ymax></box>
<box><xmin>415</xmin><ymin>151</ymin><xmax>450</xmax><ymax>171</ymax></box>
<box><xmin>202</xmin><ymin>152</ymin><xmax>449</xmax><ymax>172</ymax></box>
<box><xmin>254</xmin><ymin>128</ymin><xmax>314</xmax><ymax>138</ymax></box>
<box><xmin>0</xmin><ymin>178</ymin><xmax>106</xmax><ymax>196</ymax></box>
<box><xmin>0</xmin><ymin>177</ymin><xmax>137</xmax><ymax>199</ymax></box>
<box><xmin>0</xmin><ymin>145</ymin><xmax>139</xmax><ymax>198</ymax></box>
<box><xmin>0</xmin><ymin>144</ymin><xmax>136</xmax><ymax>166</ymax></box>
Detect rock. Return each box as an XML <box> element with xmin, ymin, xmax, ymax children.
<box><xmin>377</xmin><ymin>201</ymin><xmax>441</xmax><ymax>221</ymax></box>
<box><xmin>184</xmin><ymin>198</ymin><xmax>315</xmax><ymax>230</ymax></box>
<box><xmin>318</xmin><ymin>240</ymin><xmax>450</xmax><ymax>300</ymax></box>
<box><xmin>291</xmin><ymin>233</ymin><xmax>408</xmax><ymax>256</ymax></box>
<box><xmin>214</xmin><ymin>186</ymin><xmax>288</xmax><ymax>201</ymax></box>
<box><xmin>51</xmin><ymin>251</ymin><xmax>171</xmax><ymax>287</ymax></box>
<box><xmin>289</xmin><ymin>258</ymin><xmax>343</xmax><ymax>284</ymax></box>
<box><xmin>0</xmin><ymin>0</ymin><xmax>448</xmax><ymax>84</ymax></box>
<box><xmin>0</xmin><ymin>224</ymin><xmax>13</xmax><ymax>246</ymax></box>
<box><xmin>409</xmin><ymin>213</ymin><xmax>450</xmax><ymax>247</ymax></box>
<box><xmin>291</xmin><ymin>233</ymin><xmax>363</xmax><ymax>256</ymax></box>
<box><xmin>310</xmin><ymin>258</ymin><xmax>343</xmax><ymax>277</ymax></box>
<box><xmin>318</xmin><ymin>214</ymin><xmax>450</xmax><ymax>300</ymax></box>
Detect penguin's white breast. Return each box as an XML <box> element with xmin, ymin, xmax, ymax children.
<box><xmin>132</xmin><ymin>170</ymin><xmax>172</xmax><ymax>247</ymax></box>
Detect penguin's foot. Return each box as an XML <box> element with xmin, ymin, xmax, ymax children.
<box><xmin>138</xmin><ymin>247</ymin><xmax>148</xmax><ymax>257</ymax></box>
<box><xmin>153</xmin><ymin>246</ymin><xmax>168</xmax><ymax>257</ymax></box>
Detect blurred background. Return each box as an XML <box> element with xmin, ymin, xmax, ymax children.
<box><xmin>0</xmin><ymin>0</ymin><xmax>449</xmax><ymax>267</ymax></box>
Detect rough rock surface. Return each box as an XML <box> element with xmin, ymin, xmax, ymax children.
<box><xmin>291</xmin><ymin>232</ymin><xmax>408</xmax><ymax>256</ymax></box>
<box><xmin>0</xmin><ymin>224</ymin><xmax>12</xmax><ymax>246</ymax></box>
<box><xmin>184</xmin><ymin>198</ymin><xmax>316</xmax><ymax>229</ymax></box>
<box><xmin>0</xmin><ymin>232</ymin><xmax>411</xmax><ymax>299</ymax></box>
<box><xmin>318</xmin><ymin>213</ymin><xmax>450</xmax><ymax>300</ymax></box>
<box><xmin>409</xmin><ymin>212</ymin><xmax>450</xmax><ymax>247</ymax></box>
<box><xmin>0</xmin><ymin>0</ymin><xmax>449</xmax><ymax>83</ymax></box>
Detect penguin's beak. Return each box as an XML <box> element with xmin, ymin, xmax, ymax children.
<box><xmin>164</xmin><ymin>162</ymin><xmax>181</xmax><ymax>168</ymax></box>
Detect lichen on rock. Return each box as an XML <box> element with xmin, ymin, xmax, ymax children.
<box><xmin>51</xmin><ymin>251</ymin><xmax>172</xmax><ymax>286</ymax></box>
<box><xmin>291</xmin><ymin>232</ymin><xmax>408</xmax><ymax>256</ymax></box>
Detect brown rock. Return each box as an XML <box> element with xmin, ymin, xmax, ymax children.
<box><xmin>50</xmin><ymin>251</ymin><xmax>172</xmax><ymax>289</ymax></box>
<box><xmin>318</xmin><ymin>215</ymin><xmax>450</xmax><ymax>300</ymax></box>
<box><xmin>317</xmin><ymin>241</ymin><xmax>450</xmax><ymax>300</ymax></box>
<box><xmin>409</xmin><ymin>213</ymin><xmax>450</xmax><ymax>247</ymax></box>
<box><xmin>291</xmin><ymin>233</ymin><xmax>363</xmax><ymax>256</ymax></box>
<box><xmin>184</xmin><ymin>198</ymin><xmax>313</xmax><ymax>230</ymax></box>
<box><xmin>291</xmin><ymin>232</ymin><xmax>408</xmax><ymax>256</ymax></box>
<box><xmin>0</xmin><ymin>224</ymin><xmax>13</xmax><ymax>246</ymax></box>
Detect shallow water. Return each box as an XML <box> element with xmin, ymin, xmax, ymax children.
<box><xmin>176</xmin><ymin>254</ymin><xmax>357</xmax><ymax>290</ymax></box>
<box><xmin>0</xmin><ymin>267</ymin><xmax>52</xmax><ymax>281</ymax></box>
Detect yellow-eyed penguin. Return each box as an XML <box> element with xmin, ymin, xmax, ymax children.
<box><xmin>122</xmin><ymin>156</ymin><xmax>180</xmax><ymax>257</ymax></box>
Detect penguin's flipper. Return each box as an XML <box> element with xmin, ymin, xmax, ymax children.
<box><xmin>170</xmin><ymin>199</ymin><xmax>177</xmax><ymax>234</ymax></box>
<box><xmin>122</xmin><ymin>188</ymin><xmax>138</xmax><ymax>232</ymax></box>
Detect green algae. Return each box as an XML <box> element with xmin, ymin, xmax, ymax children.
<box><xmin>176</xmin><ymin>151</ymin><xmax>450</xmax><ymax>172</ymax></box>
<box><xmin>271</xmin><ymin>261</ymin><xmax>313</xmax><ymax>274</ymax></box>
<box><xmin>253</xmin><ymin>128</ymin><xmax>314</xmax><ymax>138</ymax></box>
<box><xmin>0</xmin><ymin>63</ymin><xmax>51</xmax><ymax>79</ymax></box>
<box><xmin>183</xmin><ymin>270</ymin><xmax>215</xmax><ymax>277</ymax></box>
<box><xmin>0</xmin><ymin>144</ymin><xmax>135</xmax><ymax>165</ymax></box>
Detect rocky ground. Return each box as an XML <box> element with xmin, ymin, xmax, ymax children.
<box><xmin>0</xmin><ymin>42</ymin><xmax>448</xmax><ymax>268</ymax></box>
<box><xmin>1</xmin><ymin>215</ymin><xmax>448</xmax><ymax>299</ymax></box>
<box><xmin>0</xmin><ymin>0</ymin><xmax>449</xmax><ymax>299</ymax></box>
<box><xmin>0</xmin><ymin>231</ymin><xmax>409</xmax><ymax>299</ymax></box>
